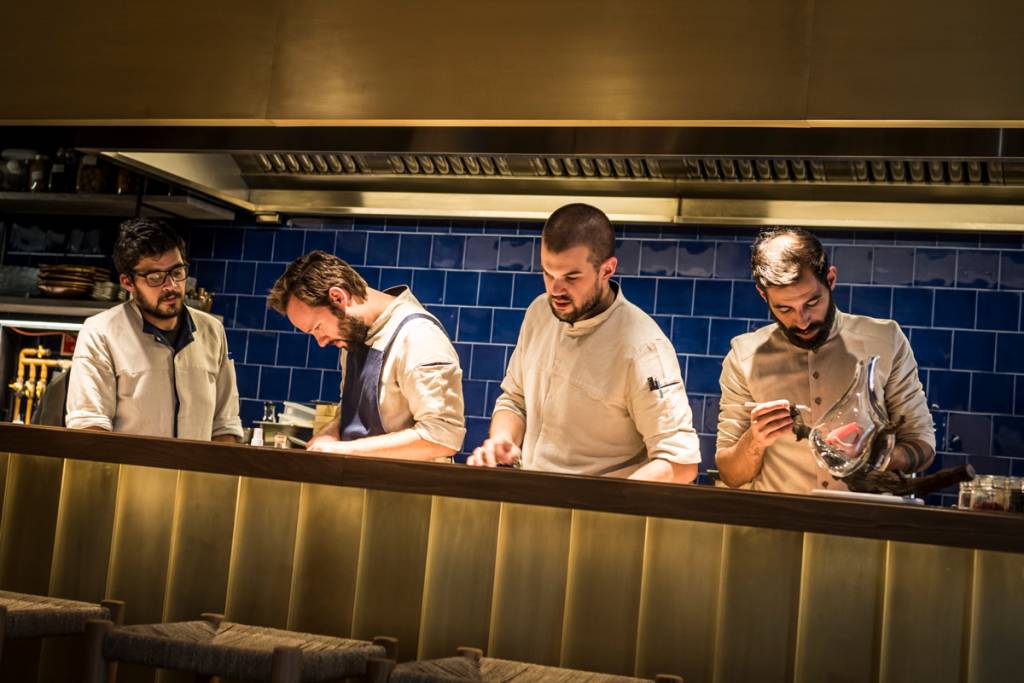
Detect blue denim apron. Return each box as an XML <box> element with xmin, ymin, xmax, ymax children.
<box><xmin>339</xmin><ymin>312</ymin><xmax>445</xmax><ymax>440</ymax></box>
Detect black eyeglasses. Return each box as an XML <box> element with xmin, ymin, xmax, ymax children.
<box><xmin>134</xmin><ymin>263</ymin><xmax>189</xmax><ymax>287</ymax></box>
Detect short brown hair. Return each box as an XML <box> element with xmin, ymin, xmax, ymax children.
<box><xmin>267</xmin><ymin>250</ymin><xmax>368</xmax><ymax>314</ymax></box>
<box><xmin>750</xmin><ymin>226</ymin><xmax>829</xmax><ymax>290</ymax></box>
<box><xmin>541</xmin><ymin>203</ymin><xmax>615</xmax><ymax>267</ymax></box>
<box><xmin>113</xmin><ymin>217</ymin><xmax>186</xmax><ymax>276</ymax></box>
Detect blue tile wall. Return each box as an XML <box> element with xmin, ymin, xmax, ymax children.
<box><xmin>185</xmin><ymin>220</ymin><xmax>1024</xmax><ymax>504</ymax></box>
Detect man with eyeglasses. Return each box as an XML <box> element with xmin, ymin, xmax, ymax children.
<box><xmin>66</xmin><ymin>217</ymin><xmax>243</xmax><ymax>441</ymax></box>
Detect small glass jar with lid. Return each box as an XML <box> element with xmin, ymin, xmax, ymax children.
<box><xmin>969</xmin><ymin>475</ymin><xmax>1007</xmax><ymax>512</ymax></box>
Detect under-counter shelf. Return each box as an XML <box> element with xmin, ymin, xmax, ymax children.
<box><xmin>0</xmin><ymin>192</ymin><xmax>234</xmax><ymax>221</ymax></box>
<box><xmin>0</xmin><ymin>295</ymin><xmax>118</xmax><ymax>318</ymax></box>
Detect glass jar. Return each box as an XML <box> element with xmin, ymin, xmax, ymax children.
<box><xmin>970</xmin><ymin>475</ymin><xmax>1009</xmax><ymax>512</ymax></box>
<box><xmin>48</xmin><ymin>148</ymin><xmax>79</xmax><ymax>192</ymax></box>
<box><xmin>28</xmin><ymin>154</ymin><xmax>50</xmax><ymax>192</ymax></box>
<box><xmin>76</xmin><ymin>154</ymin><xmax>113</xmax><ymax>193</ymax></box>
<box><xmin>115</xmin><ymin>166</ymin><xmax>139</xmax><ymax>195</ymax></box>
<box><xmin>1007</xmin><ymin>476</ymin><xmax>1024</xmax><ymax>513</ymax></box>
<box><xmin>957</xmin><ymin>480</ymin><xmax>975</xmax><ymax>510</ymax></box>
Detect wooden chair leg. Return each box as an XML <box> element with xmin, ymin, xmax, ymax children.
<box><xmin>456</xmin><ymin>646</ymin><xmax>483</xmax><ymax>663</ymax></box>
<box><xmin>101</xmin><ymin>599</ymin><xmax>125</xmax><ymax>626</ymax></box>
<box><xmin>83</xmin><ymin>619</ymin><xmax>112</xmax><ymax>683</ymax></box>
<box><xmin>365</xmin><ymin>656</ymin><xmax>395</xmax><ymax>683</ymax></box>
<box><xmin>270</xmin><ymin>645</ymin><xmax>303</xmax><ymax>683</ymax></box>
<box><xmin>372</xmin><ymin>635</ymin><xmax>399</xmax><ymax>661</ymax></box>
<box><xmin>0</xmin><ymin>604</ymin><xmax>7</xmax><ymax>664</ymax></box>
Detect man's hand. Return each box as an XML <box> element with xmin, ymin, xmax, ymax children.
<box><xmin>306</xmin><ymin>418</ymin><xmax>341</xmax><ymax>452</ymax></box>
<box><xmin>747</xmin><ymin>400</ymin><xmax>795</xmax><ymax>450</ymax></box>
<box><xmin>467</xmin><ymin>437</ymin><xmax>522</xmax><ymax>468</ymax></box>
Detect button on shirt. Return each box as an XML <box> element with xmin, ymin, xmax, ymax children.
<box><xmin>717</xmin><ymin>310</ymin><xmax>935</xmax><ymax>494</ymax></box>
<box><xmin>337</xmin><ymin>287</ymin><xmax>466</xmax><ymax>452</ymax></box>
<box><xmin>494</xmin><ymin>285</ymin><xmax>701</xmax><ymax>476</ymax></box>
<box><xmin>66</xmin><ymin>302</ymin><xmax>243</xmax><ymax>440</ymax></box>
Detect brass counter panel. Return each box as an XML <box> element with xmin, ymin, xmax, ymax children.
<box><xmin>967</xmin><ymin>550</ymin><xmax>1024</xmax><ymax>683</ymax></box>
<box><xmin>635</xmin><ymin>519</ymin><xmax>724</xmax><ymax>682</ymax></box>
<box><xmin>225</xmin><ymin>477</ymin><xmax>301</xmax><ymax>628</ymax></box>
<box><xmin>417</xmin><ymin>496</ymin><xmax>501</xmax><ymax>659</ymax></box>
<box><xmin>0</xmin><ymin>454</ymin><xmax>63</xmax><ymax>594</ymax></box>
<box><xmin>287</xmin><ymin>483</ymin><xmax>365</xmax><ymax>636</ymax></box>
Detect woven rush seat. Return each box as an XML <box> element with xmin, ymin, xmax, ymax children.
<box><xmin>390</xmin><ymin>655</ymin><xmax>669</xmax><ymax>683</ymax></box>
<box><xmin>101</xmin><ymin>619</ymin><xmax>388</xmax><ymax>681</ymax></box>
<box><xmin>0</xmin><ymin>590</ymin><xmax>113</xmax><ymax>639</ymax></box>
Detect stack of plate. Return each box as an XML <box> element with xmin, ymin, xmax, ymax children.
<box><xmin>91</xmin><ymin>280</ymin><xmax>121</xmax><ymax>301</ymax></box>
<box><xmin>37</xmin><ymin>264</ymin><xmax>111</xmax><ymax>298</ymax></box>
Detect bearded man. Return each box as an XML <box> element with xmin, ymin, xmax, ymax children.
<box><xmin>67</xmin><ymin>218</ymin><xmax>242</xmax><ymax>441</ymax></box>
<box><xmin>267</xmin><ymin>250</ymin><xmax>465</xmax><ymax>460</ymax></box>
<box><xmin>468</xmin><ymin>203</ymin><xmax>700</xmax><ymax>483</ymax></box>
<box><xmin>715</xmin><ymin>226</ymin><xmax>935</xmax><ymax>494</ymax></box>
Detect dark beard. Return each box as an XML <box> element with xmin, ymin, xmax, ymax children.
<box><xmin>548</xmin><ymin>282</ymin><xmax>606</xmax><ymax>324</ymax></box>
<box><xmin>333</xmin><ymin>307</ymin><xmax>370</xmax><ymax>347</ymax></box>
<box><xmin>136</xmin><ymin>291</ymin><xmax>182</xmax><ymax>320</ymax></box>
<box><xmin>773</xmin><ymin>293</ymin><xmax>837</xmax><ymax>350</ymax></box>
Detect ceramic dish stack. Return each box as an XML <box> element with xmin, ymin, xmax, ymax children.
<box><xmin>37</xmin><ymin>264</ymin><xmax>111</xmax><ymax>298</ymax></box>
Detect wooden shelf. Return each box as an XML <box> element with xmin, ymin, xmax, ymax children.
<box><xmin>0</xmin><ymin>192</ymin><xmax>235</xmax><ymax>221</ymax></box>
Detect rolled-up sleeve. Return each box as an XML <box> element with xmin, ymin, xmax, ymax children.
<box><xmin>716</xmin><ymin>344</ymin><xmax>753</xmax><ymax>451</ymax></box>
<box><xmin>885</xmin><ymin>324</ymin><xmax>935</xmax><ymax>448</ymax></box>
<box><xmin>399</xmin><ymin>359</ymin><xmax>466</xmax><ymax>452</ymax></box>
<box><xmin>626</xmin><ymin>339</ymin><xmax>701</xmax><ymax>464</ymax></box>
<box><xmin>66</xmin><ymin>323</ymin><xmax>116</xmax><ymax>431</ymax></box>
<box><xmin>212</xmin><ymin>327</ymin><xmax>243</xmax><ymax>439</ymax></box>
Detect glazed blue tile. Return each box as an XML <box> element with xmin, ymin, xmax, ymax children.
<box><xmin>254</xmin><ymin>262</ymin><xmax>281</xmax><ymax>297</ymax></box>
<box><xmin>677</xmin><ymin>242</ymin><xmax>715</xmax><ymax>278</ymax></box>
<box><xmin>626</xmin><ymin>225</ymin><xmax>663</xmax><ymax>239</ymax></box>
<box><xmin>688</xmin><ymin>396</ymin><xmax>704</xmax><ymax>431</ymax></box>
<box><xmin>426</xmin><ymin>305</ymin><xmax>459</xmax><ymax>338</ymax></box>
<box><xmin>378</xmin><ymin>267</ymin><xmax>413</xmax><ymax>291</ymax></box>
<box><xmin>365</xmin><ymin>233</ymin><xmax>400</xmax><ymax>266</ymax></box>
<box><xmin>242</xmin><ymin>229</ymin><xmax>274</xmax><ymax>261</ymax></box>
<box><xmin>235</xmin><ymin>296</ymin><xmax>267</xmax><ymax>330</ymax></box>
<box><xmin>213</xmin><ymin>228</ymin><xmax>244</xmax><ymax>259</ymax></box>
<box><xmin>462</xmin><ymin>380</ymin><xmax>488</xmax><ymax>418</ymax></box>
<box><xmin>484</xmin><ymin>381</ymin><xmax>504</xmax><ymax>414</ymax></box>
<box><xmin>693</xmin><ymin>280</ymin><xmax>732</xmax><ymax>317</ymax></box>
<box><xmin>264</xmin><ymin>309</ymin><xmax>294</xmax><ymax>332</ymax></box>
<box><xmin>833</xmin><ymin>246</ymin><xmax>873</xmax><ymax>284</ymax></box>
<box><xmin>453</xmin><ymin>343</ymin><xmax>473</xmax><ymax>377</ymax></box>
<box><xmin>411</xmin><ymin>269</ymin><xmax>445</xmax><ymax>304</ymax></box>
<box><xmin>431</xmin><ymin>235</ymin><xmax>465</xmax><ymax>269</ymax></box>
<box><xmin>289</xmin><ymin>369</ymin><xmax>322</xmax><ymax>403</ymax></box>
<box><xmin>307</xmin><ymin>340</ymin><xmax>340</xmax><ymax>370</ymax></box>
<box><xmin>354</xmin><ymin>217</ymin><xmax>386</xmax><ymax>230</ymax></box>
<box><xmin>914</xmin><ymin>248</ymin><xmax>956</xmax><ymax>286</ymax></box>
<box><xmin>188</xmin><ymin>228</ymin><xmax>215</xmax><ymax>259</ymax></box>
<box><xmin>239</xmin><ymin>398</ymin><xmax>262</xmax><ymax>424</ymax></box>
<box><xmin>980</xmin><ymin>233</ymin><xmax>1023</xmax><ymax>249</ymax></box>
<box><xmin>654</xmin><ymin>315</ymin><xmax>672</xmax><ymax>339</ymax></box>
<box><xmin>512</xmin><ymin>274</ymin><xmax>545</xmax><ymax>308</ymax></box>
<box><xmin>1001</xmin><ymin>252</ymin><xmax>1024</xmax><ymax>289</ymax></box>
<box><xmin>831</xmin><ymin>285</ymin><xmax>852</xmax><ymax>311</ymax></box>
<box><xmin>336</xmin><ymin>232</ymin><xmax>368</xmax><ymax>265</ymax></box>
<box><xmin>195</xmin><ymin>260</ymin><xmax>226</xmax><ymax>291</ymax></box>
<box><xmin>226</xmin><ymin>330</ymin><xmax>247</xmax><ymax>359</ymax></box>
<box><xmin>461</xmin><ymin>417</ymin><xmax>491</xmax><ymax>460</ymax></box>
<box><xmin>957</xmin><ymin>250</ymin><xmax>999</xmax><ymax>289</ymax></box>
<box><xmin>953</xmin><ymin>331</ymin><xmax>996</xmax><ymax>372</ymax></box>
<box><xmin>458</xmin><ymin>308</ymin><xmax>493</xmax><ymax>343</ymax></box>
<box><xmin>444</xmin><ymin>271</ymin><xmax>479</xmax><ymax>306</ymax></box>
<box><xmin>210</xmin><ymin>294</ymin><xmax>235</xmax><ymax>323</ymax></box>
<box><xmin>397</xmin><ymin>234</ymin><xmax>432</xmax><ymax>268</ymax></box>
<box><xmin>948</xmin><ymin>412</ymin><xmax>992</xmax><ymax>455</ymax></box>
<box><xmin>709</xmin><ymin>319</ymin><xmax>748</xmax><ymax>357</ymax></box>
<box><xmin>672</xmin><ymin>317</ymin><xmax>710</xmax><ymax>354</ymax></box>
<box><xmin>276</xmin><ymin>333</ymin><xmax>308</xmax><ymax>367</ymax></box>
<box><xmin>639</xmin><ymin>241</ymin><xmax>677</xmax><ymax>276</ymax></box>
<box><xmin>518</xmin><ymin>221</ymin><xmax>544</xmax><ymax>235</ymax></box>
<box><xmin>697</xmin><ymin>435</ymin><xmax>717</xmax><ymax>469</ymax></box>
<box><xmin>910</xmin><ymin>328</ymin><xmax>952</xmax><ymax>368</ymax></box>
<box><xmin>892</xmin><ymin>289</ymin><xmax>932</xmax><ymax>327</ymax></box>
<box><xmin>971</xmin><ymin>373</ymin><xmax>1014</xmax><ymax>414</ymax></box>
<box><xmin>258</xmin><ymin>367</ymin><xmax>290</xmax><ymax>400</ymax></box>
<box><xmin>302</xmin><ymin>230</ymin><xmax>335</xmax><ymax>255</ymax></box>
<box><xmin>478</xmin><ymin>272</ymin><xmax>514</xmax><ymax>307</ymax></box>
<box><xmin>715</xmin><ymin>242</ymin><xmax>750</xmax><ymax>279</ymax></box>
<box><xmin>963</xmin><ymin>455</ymin><xmax>1011</xmax><ymax>476</ymax></box>
<box><xmin>416</xmin><ymin>218</ymin><xmax>451</xmax><ymax>234</ymax></box>
<box><xmin>320</xmin><ymin>371</ymin><xmax>342</xmax><ymax>401</ymax></box>
<box><xmin>748</xmin><ymin>320</ymin><xmax>771</xmax><ymax>333</ymax></box>
<box><xmin>492</xmin><ymin>308</ymin><xmax>525</xmax><ymax>344</ymax></box>
<box><xmin>245</xmin><ymin>332</ymin><xmax>277</xmax><ymax>365</ymax></box>
<box><xmin>450</xmin><ymin>220</ymin><xmax>484</xmax><ymax>235</ymax></box>
<box><xmin>872</xmin><ymin>247</ymin><xmax>915</xmax><ymax>285</ymax></box>
<box><xmin>996</xmin><ymin>333</ymin><xmax>1024</xmax><ymax>372</ymax></box>
<box><xmin>358</xmin><ymin>266</ymin><xmax>381</xmax><ymax>289</ymax></box>
<box><xmin>234</xmin><ymin>363</ymin><xmax>259</xmax><ymax>398</ymax></box>
<box><xmin>931</xmin><ymin>411</ymin><xmax>947</xmax><ymax>453</ymax></box>
<box><xmin>976</xmin><ymin>291</ymin><xmax>1020</xmax><ymax>331</ymax></box>
<box><xmin>464</xmin><ymin>236</ymin><xmax>499</xmax><ymax>270</ymax></box>
<box><xmin>685</xmin><ymin>356</ymin><xmax>723</xmax><ymax>394</ymax></box>
<box><xmin>933</xmin><ymin>289</ymin><xmax>975</xmax><ymax>328</ymax></box>
<box><xmin>702</xmin><ymin>395</ymin><xmax>721</xmax><ymax>434</ymax></box>
<box><xmin>1017</xmin><ymin>377</ymin><xmax>1024</xmax><ymax>415</ymax></box>
<box><xmin>272</xmin><ymin>230</ymin><xmax>305</xmax><ymax>263</ymax></box>
<box><xmin>850</xmin><ymin>286</ymin><xmax>892</xmax><ymax>319</ymax></box>
<box><xmin>224</xmin><ymin>261</ymin><xmax>256</xmax><ymax>295</ymax></box>
<box><xmin>615</xmin><ymin>239</ymin><xmax>641</xmax><ymax>276</ymax></box>
<box><xmin>926</xmin><ymin>370</ymin><xmax>970</xmax><ymax>411</ymax></box>
<box><xmin>497</xmin><ymin>237</ymin><xmax>533</xmax><ymax>271</ymax></box>
<box><xmin>655</xmin><ymin>279</ymin><xmax>693</xmax><ymax>315</ymax></box>
<box><xmin>471</xmin><ymin>345</ymin><xmax>507</xmax><ymax>381</ymax></box>
<box><xmin>732</xmin><ymin>282</ymin><xmax>766</xmax><ymax>319</ymax></box>
<box><xmin>620</xmin><ymin>277</ymin><xmax>657</xmax><ymax>313</ymax></box>
<box><xmin>992</xmin><ymin>416</ymin><xmax>1024</xmax><ymax>457</ymax></box>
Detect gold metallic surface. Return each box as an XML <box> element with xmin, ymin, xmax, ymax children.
<box><xmin>417</xmin><ymin>496</ymin><xmax>501</xmax><ymax>659</ymax></box>
<box><xmin>713</xmin><ymin>525</ymin><xmax>803</xmax><ymax>683</ymax></box>
<box><xmin>488</xmin><ymin>503</ymin><xmax>572</xmax><ymax>665</ymax></box>
<box><xmin>224</xmin><ymin>477</ymin><xmax>302</xmax><ymax>627</ymax></box>
<box><xmin>635</xmin><ymin>519</ymin><xmax>723</xmax><ymax>682</ymax></box>
<box><xmin>967</xmin><ymin>550</ymin><xmax>1024</xmax><ymax>682</ymax></box>
<box><xmin>287</xmin><ymin>484</ymin><xmax>365</xmax><ymax>636</ymax></box>
<box><xmin>794</xmin><ymin>533</ymin><xmax>886</xmax><ymax>683</ymax></box>
<box><xmin>879</xmin><ymin>541</ymin><xmax>973</xmax><ymax>683</ymax></box>
<box><xmin>0</xmin><ymin>454</ymin><xmax>63</xmax><ymax>594</ymax></box>
<box><xmin>351</xmin><ymin>490</ymin><xmax>433</xmax><ymax>659</ymax></box>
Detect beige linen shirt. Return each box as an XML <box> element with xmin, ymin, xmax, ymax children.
<box><xmin>494</xmin><ymin>285</ymin><xmax>701</xmax><ymax>476</ymax></box>
<box><xmin>717</xmin><ymin>310</ymin><xmax>935</xmax><ymax>494</ymax></box>
<box><xmin>338</xmin><ymin>287</ymin><xmax>466</xmax><ymax>452</ymax></box>
<box><xmin>66</xmin><ymin>302</ymin><xmax>243</xmax><ymax>440</ymax></box>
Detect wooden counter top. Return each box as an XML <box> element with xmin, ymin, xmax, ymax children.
<box><xmin>2</xmin><ymin>422</ymin><xmax>1021</xmax><ymax>554</ymax></box>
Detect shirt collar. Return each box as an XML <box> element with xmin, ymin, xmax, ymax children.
<box><xmin>561</xmin><ymin>281</ymin><xmax>626</xmax><ymax>337</ymax></box>
<box><xmin>132</xmin><ymin>302</ymin><xmax>196</xmax><ymax>353</ymax></box>
<box><xmin>365</xmin><ymin>285</ymin><xmax>418</xmax><ymax>343</ymax></box>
